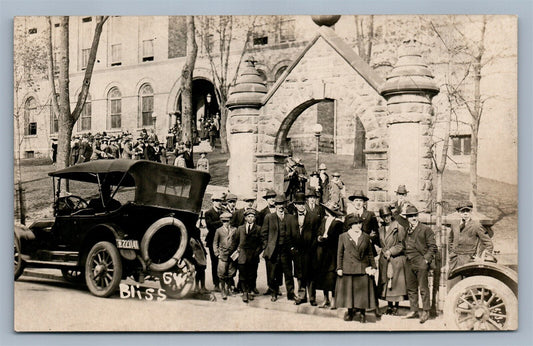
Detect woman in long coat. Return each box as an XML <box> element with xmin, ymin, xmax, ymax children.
<box><xmin>336</xmin><ymin>214</ymin><xmax>377</xmax><ymax>323</ymax></box>
<box><xmin>315</xmin><ymin>203</ymin><xmax>344</xmax><ymax>309</ymax></box>
<box><xmin>377</xmin><ymin>206</ymin><xmax>408</xmax><ymax>315</ymax></box>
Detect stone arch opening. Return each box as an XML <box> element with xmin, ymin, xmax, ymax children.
<box><xmin>274</xmin><ymin>99</ymin><xmax>325</xmax><ymax>154</ymax></box>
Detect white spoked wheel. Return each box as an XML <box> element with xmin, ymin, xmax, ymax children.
<box><xmin>444</xmin><ymin>276</ymin><xmax>517</xmax><ymax>330</ymax></box>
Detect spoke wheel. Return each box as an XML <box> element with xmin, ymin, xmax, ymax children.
<box><xmin>444</xmin><ymin>276</ymin><xmax>517</xmax><ymax>330</ymax></box>
<box><xmin>159</xmin><ymin>258</ymin><xmax>195</xmax><ymax>299</ymax></box>
<box><xmin>61</xmin><ymin>268</ymin><xmax>85</xmax><ymax>283</ymax></box>
<box><xmin>14</xmin><ymin>236</ymin><xmax>24</xmax><ymax>280</ymax></box>
<box><xmin>85</xmin><ymin>241</ymin><xmax>123</xmax><ymax>298</ymax></box>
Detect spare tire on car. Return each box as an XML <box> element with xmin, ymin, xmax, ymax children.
<box><xmin>141</xmin><ymin>217</ymin><xmax>188</xmax><ymax>272</ymax></box>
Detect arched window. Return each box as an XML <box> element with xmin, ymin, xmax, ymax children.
<box><xmin>275</xmin><ymin>66</ymin><xmax>288</xmax><ymax>81</ymax></box>
<box><xmin>108</xmin><ymin>87</ymin><xmax>121</xmax><ymax>129</ymax></box>
<box><xmin>78</xmin><ymin>93</ymin><xmax>91</xmax><ymax>131</ymax></box>
<box><xmin>24</xmin><ymin>97</ymin><xmax>38</xmax><ymax>136</ymax></box>
<box><xmin>139</xmin><ymin>84</ymin><xmax>154</xmax><ymax>127</ymax></box>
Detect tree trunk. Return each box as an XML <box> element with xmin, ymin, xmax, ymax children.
<box><xmin>55</xmin><ymin>16</ymin><xmax>72</xmax><ymax>170</ymax></box>
<box><xmin>470</xmin><ymin>56</ymin><xmax>482</xmax><ymax>211</ymax></box>
<box><xmin>219</xmin><ymin>96</ymin><xmax>229</xmax><ymax>153</ymax></box>
<box><xmin>179</xmin><ymin>16</ymin><xmax>198</xmax><ymax>145</ymax></box>
<box><xmin>470</xmin><ymin>120</ymin><xmax>479</xmax><ymax>211</ymax></box>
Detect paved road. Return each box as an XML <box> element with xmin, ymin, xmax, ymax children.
<box><xmin>14</xmin><ymin>275</ymin><xmax>445</xmax><ymax>332</ymax></box>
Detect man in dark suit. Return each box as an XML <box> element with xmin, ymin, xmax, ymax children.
<box><xmin>305</xmin><ymin>187</ymin><xmax>325</xmax><ymax>221</ymax></box>
<box><xmin>402</xmin><ymin>205</ymin><xmax>437</xmax><ymax>324</ymax></box>
<box><xmin>256</xmin><ymin>189</ymin><xmax>277</xmax><ymax>227</ymax></box>
<box><xmin>231</xmin><ymin>208</ymin><xmax>263</xmax><ymax>303</ymax></box>
<box><xmin>230</xmin><ymin>194</ymin><xmax>256</xmax><ymax>228</ymax></box>
<box><xmin>261</xmin><ymin>195</ymin><xmax>297</xmax><ymax>302</ymax></box>
<box><xmin>256</xmin><ymin>189</ymin><xmax>281</xmax><ymax>296</ymax></box>
<box><xmin>318</xmin><ymin>163</ymin><xmax>330</xmax><ymax>203</ymax></box>
<box><xmin>291</xmin><ymin>193</ymin><xmax>320</xmax><ymax>306</ymax></box>
<box><xmin>204</xmin><ymin>191</ymin><xmax>225</xmax><ymax>292</ymax></box>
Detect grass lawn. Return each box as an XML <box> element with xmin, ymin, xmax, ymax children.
<box><xmin>15</xmin><ymin>150</ymin><xmax>517</xmax><ymax>255</ymax></box>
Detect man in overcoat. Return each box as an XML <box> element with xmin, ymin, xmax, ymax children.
<box><xmin>231</xmin><ymin>208</ymin><xmax>263</xmax><ymax>303</ymax></box>
<box><xmin>402</xmin><ymin>205</ymin><xmax>437</xmax><ymax>324</ymax></box>
<box><xmin>204</xmin><ymin>191</ymin><xmax>225</xmax><ymax>291</ymax></box>
<box><xmin>261</xmin><ymin>195</ymin><xmax>297</xmax><ymax>302</ymax></box>
<box><xmin>291</xmin><ymin>193</ymin><xmax>320</xmax><ymax>305</ymax></box>
<box><xmin>305</xmin><ymin>187</ymin><xmax>325</xmax><ymax>221</ymax></box>
<box><xmin>256</xmin><ymin>189</ymin><xmax>281</xmax><ymax>296</ymax></box>
<box><xmin>448</xmin><ymin>200</ymin><xmax>494</xmax><ymax>272</ymax></box>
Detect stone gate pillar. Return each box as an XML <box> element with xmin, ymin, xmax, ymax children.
<box><xmin>380</xmin><ymin>39</ymin><xmax>439</xmax><ymax>206</ymax></box>
<box><xmin>226</xmin><ymin>58</ymin><xmax>267</xmax><ymax>197</ymax></box>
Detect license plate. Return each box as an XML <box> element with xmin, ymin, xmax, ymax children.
<box><xmin>116</xmin><ymin>239</ymin><xmax>139</xmax><ymax>250</ymax></box>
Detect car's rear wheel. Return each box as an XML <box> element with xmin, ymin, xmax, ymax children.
<box><xmin>85</xmin><ymin>241</ymin><xmax>123</xmax><ymax>297</ymax></box>
<box><xmin>61</xmin><ymin>268</ymin><xmax>85</xmax><ymax>283</ymax></box>
<box><xmin>444</xmin><ymin>275</ymin><xmax>517</xmax><ymax>330</ymax></box>
<box><xmin>159</xmin><ymin>258</ymin><xmax>195</xmax><ymax>299</ymax></box>
<box><xmin>14</xmin><ymin>236</ymin><xmax>24</xmax><ymax>280</ymax></box>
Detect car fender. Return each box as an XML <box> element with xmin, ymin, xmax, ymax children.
<box><xmin>448</xmin><ymin>261</ymin><xmax>518</xmax><ymax>296</ymax></box>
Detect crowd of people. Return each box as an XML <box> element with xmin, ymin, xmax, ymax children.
<box><xmin>61</xmin><ymin>126</ymin><xmax>210</xmax><ymax>172</ymax></box>
<box><xmin>200</xmin><ymin>178</ymin><xmax>495</xmax><ymax>324</ymax></box>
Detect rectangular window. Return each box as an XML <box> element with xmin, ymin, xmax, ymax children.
<box><xmin>28</xmin><ymin>28</ymin><xmax>37</xmax><ymax>35</ymax></box>
<box><xmin>142</xmin><ymin>39</ymin><xmax>154</xmax><ymax>61</ymax></box>
<box><xmin>81</xmin><ymin>48</ymin><xmax>90</xmax><ymax>69</ymax></box>
<box><xmin>27</xmin><ymin>122</ymin><xmax>37</xmax><ymax>136</ymax></box>
<box><xmin>110</xmin><ymin>99</ymin><xmax>121</xmax><ymax>128</ymax></box>
<box><xmin>279</xmin><ymin>19</ymin><xmax>295</xmax><ymax>43</ymax></box>
<box><xmin>253</xmin><ymin>24</ymin><xmax>269</xmax><ymax>46</ymax></box>
<box><xmin>25</xmin><ymin>151</ymin><xmax>35</xmax><ymax>159</ymax></box>
<box><xmin>82</xmin><ymin>17</ymin><xmax>92</xmax><ymax>23</ymax></box>
<box><xmin>50</xmin><ymin>113</ymin><xmax>59</xmax><ymax>134</ymax></box>
<box><xmin>451</xmin><ymin>135</ymin><xmax>472</xmax><ymax>156</ymax></box>
<box><xmin>111</xmin><ymin>44</ymin><xmax>122</xmax><ymax>66</ymax></box>
<box><xmin>142</xmin><ymin>95</ymin><xmax>154</xmax><ymax>126</ymax></box>
<box><xmin>80</xmin><ymin>103</ymin><xmax>91</xmax><ymax>131</ymax></box>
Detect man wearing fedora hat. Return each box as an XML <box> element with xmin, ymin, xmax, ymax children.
<box><xmin>448</xmin><ymin>200</ymin><xmax>494</xmax><ymax>272</ymax></box>
<box><xmin>230</xmin><ymin>208</ymin><xmax>263</xmax><ymax>303</ymax></box>
<box><xmin>401</xmin><ymin>205</ymin><xmax>437</xmax><ymax>324</ymax></box>
<box><xmin>204</xmin><ymin>191</ymin><xmax>227</xmax><ymax>292</ymax></box>
<box><xmin>261</xmin><ymin>195</ymin><xmax>297</xmax><ymax>302</ymax></box>
<box><xmin>290</xmin><ymin>192</ymin><xmax>320</xmax><ymax>306</ymax></box>
<box><xmin>390</xmin><ymin>184</ymin><xmax>411</xmax><ymax>229</ymax></box>
<box><xmin>305</xmin><ymin>187</ymin><xmax>325</xmax><ymax>221</ymax></box>
<box><xmin>256</xmin><ymin>189</ymin><xmax>283</xmax><ymax>296</ymax></box>
<box><xmin>256</xmin><ymin>189</ymin><xmax>277</xmax><ymax>227</ymax></box>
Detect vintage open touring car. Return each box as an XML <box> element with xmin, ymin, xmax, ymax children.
<box><xmin>14</xmin><ymin>159</ymin><xmax>210</xmax><ymax>299</ymax></box>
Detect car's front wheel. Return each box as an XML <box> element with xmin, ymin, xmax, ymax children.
<box><xmin>85</xmin><ymin>241</ymin><xmax>123</xmax><ymax>297</ymax></box>
<box><xmin>444</xmin><ymin>275</ymin><xmax>517</xmax><ymax>330</ymax></box>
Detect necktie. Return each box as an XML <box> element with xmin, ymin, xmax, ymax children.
<box><xmin>460</xmin><ymin>220</ymin><xmax>465</xmax><ymax>232</ymax></box>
